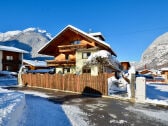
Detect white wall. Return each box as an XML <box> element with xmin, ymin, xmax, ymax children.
<box><xmin>76</xmin><ymin>50</ymin><xmax>98</xmax><ymax>75</ymax></box>
<box><xmin>75</xmin><ymin>51</ymin><xmax>87</xmax><ymax>74</ymax></box>
<box><xmin>56</xmin><ymin>67</ymin><xmax>63</xmax><ymax>74</ymax></box>
<box><xmin>91</xmin><ymin>65</ymin><xmax>98</xmax><ymax>76</ymax></box>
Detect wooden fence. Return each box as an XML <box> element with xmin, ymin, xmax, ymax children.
<box><xmin>21</xmin><ymin>73</ymin><xmax>114</xmax><ymax>96</ymax></box>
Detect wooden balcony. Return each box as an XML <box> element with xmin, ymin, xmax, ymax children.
<box><xmin>58</xmin><ymin>44</ymin><xmax>87</xmax><ymax>53</ymax></box>
<box><xmin>47</xmin><ymin>60</ymin><xmax>76</xmax><ymax>67</ymax></box>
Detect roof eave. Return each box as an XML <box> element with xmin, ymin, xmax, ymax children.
<box><xmin>38</xmin><ymin>25</ymin><xmax>117</xmax><ymax>57</ymax></box>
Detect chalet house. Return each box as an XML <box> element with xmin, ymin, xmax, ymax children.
<box><xmin>38</xmin><ymin>25</ymin><xmax>117</xmax><ymax>76</ymax></box>
<box><xmin>120</xmin><ymin>61</ymin><xmax>130</xmax><ymax>71</ymax></box>
<box><xmin>0</xmin><ymin>45</ymin><xmax>27</xmax><ymax>72</ymax></box>
<box><xmin>160</xmin><ymin>67</ymin><xmax>168</xmax><ymax>83</ymax></box>
<box><xmin>139</xmin><ymin>69</ymin><xmax>158</xmax><ymax>76</ymax></box>
<box><xmin>139</xmin><ymin>69</ymin><xmax>152</xmax><ymax>75</ymax></box>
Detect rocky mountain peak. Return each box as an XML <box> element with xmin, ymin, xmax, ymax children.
<box><xmin>0</xmin><ymin>28</ymin><xmax>53</xmax><ymax>60</ymax></box>
<box><xmin>138</xmin><ymin>32</ymin><xmax>168</xmax><ymax>70</ymax></box>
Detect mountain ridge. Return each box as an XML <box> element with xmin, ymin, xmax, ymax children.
<box><xmin>0</xmin><ymin>28</ymin><xmax>53</xmax><ymax>60</ymax></box>
<box><xmin>137</xmin><ymin>32</ymin><xmax>168</xmax><ymax>70</ymax></box>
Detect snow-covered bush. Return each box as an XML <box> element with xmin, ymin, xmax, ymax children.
<box><xmin>85</xmin><ymin>50</ymin><xmax>121</xmax><ymax>72</ymax></box>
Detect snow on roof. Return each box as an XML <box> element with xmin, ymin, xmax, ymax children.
<box><xmin>160</xmin><ymin>67</ymin><xmax>168</xmax><ymax>71</ymax></box>
<box><xmin>89</xmin><ymin>32</ymin><xmax>105</xmax><ymax>41</ymax></box>
<box><xmin>89</xmin><ymin>32</ymin><xmax>102</xmax><ymax>36</ymax></box>
<box><xmin>0</xmin><ymin>45</ymin><xmax>28</xmax><ymax>53</ymax></box>
<box><xmin>67</xmin><ymin>25</ymin><xmax>110</xmax><ymax>47</ymax></box>
<box><xmin>23</xmin><ymin>59</ymin><xmax>47</xmax><ymax>67</ymax></box>
<box><xmin>38</xmin><ymin>25</ymin><xmax>116</xmax><ymax>56</ymax></box>
<box><xmin>89</xmin><ymin>32</ymin><xmax>104</xmax><ymax>38</ymax></box>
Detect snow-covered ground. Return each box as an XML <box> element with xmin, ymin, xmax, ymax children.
<box><xmin>0</xmin><ymin>71</ymin><xmax>17</xmax><ymax>87</ymax></box>
<box><xmin>0</xmin><ymin>88</ymin><xmax>89</xmax><ymax>126</ymax></box>
<box><xmin>146</xmin><ymin>83</ymin><xmax>168</xmax><ymax>105</ymax></box>
<box><xmin>0</xmin><ymin>88</ymin><xmax>25</xmax><ymax>126</ymax></box>
<box><xmin>21</xmin><ymin>90</ymin><xmax>89</xmax><ymax>126</ymax></box>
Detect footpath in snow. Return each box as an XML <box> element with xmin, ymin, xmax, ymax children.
<box><xmin>146</xmin><ymin>83</ymin><xmax>168</xmax><ymax>106</ymax></box>
<box><xmin>0</xmin><ymin>88</ymin><xmax>25</xmax><ymax>126</ymax></box>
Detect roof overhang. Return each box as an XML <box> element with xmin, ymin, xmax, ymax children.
<box><xmin>38</xmin><ymin>25</ymin><xmax>117</xmax><ymax>57</ymax></box>
<box><xmin>0</xmin><ymin>45</ymin><xmax>28</xmax><ymax>53</ymax></box>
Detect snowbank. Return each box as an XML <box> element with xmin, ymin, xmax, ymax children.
<box><xmin>108</xmin><ymin>76</ymin><xmax>127</xmax><ymax>95</ymax></box>
<box><xmin>62</xmin><ymin>105</ymin><xmax>89</xmax><ymax>126</ymax></box>
<box><xmin>0</xmin><ymin>88</ymin><xmax>25</xmax><ymax>126</ymax></box>
<box><xmin>146</xmin><ymin>83</ymin><xmax>168</xmax><ymax>105</ymax></box>
<box><xmin>0</xmin><ymin>71</ymin><xmax>18</xmax><ymax>87</ymax></box>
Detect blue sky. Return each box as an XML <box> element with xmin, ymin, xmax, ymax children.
<box><xmin>0</xmin><ymin>0</ymin><xmax>168</xmax><ymax>62</ymax></box>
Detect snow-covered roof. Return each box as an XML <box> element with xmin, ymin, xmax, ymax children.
<box><xmin>160</xmin><ymin>67</ymin><xmax>168</xmax><ymax>71</ymax></box>
<box><xmin>89</xmin><ymin>32</ymin><xmax>102</xmax><ymax>36</ymax></box>
<box><xmin>0</xmin><ymin>45</ymin><xmax>28</xmax><ymax>53</ymax></box>
<box><xmin>23</xmin><ymin>59</ymin><xmax>47</xmax><ymax>67</ymax></box>
<box><xmin>89</xmin><ymin>32</ymin><xmax>105</xmax><ymax>40</ymax></box>
<box><xmin>38</xmin><ymin>25</ymin><xmax>117</xmax><ymax>56</ymax></box>
<box><xmin>67</xmin><ymin>25</ymin><xmax>110</xmax><ymax>47</ymax></box>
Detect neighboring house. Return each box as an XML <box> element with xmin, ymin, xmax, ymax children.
<box><xmin>120</xmin><ymin>61</ymin><xmax>130</xmax><ymax>71</ymax></box>
<box><xmin>139</xmin><ymin>69</ymin><xmax>158</xmax><ymax>76</ymax></box>
<box><xmin>139</xmin><ymin>69</ymin><xmax>152</xmax><ymax>75</ymax></box>
<box><xmin>23</xmin><ymin>59</ymin><xmax>48</xmax><ymax>70</ymax></box>
<box><xmin>38</xmin><ymin>25</ymin><xmax>117</xmax><ymax>75</ymax></box>
<box><xmin>0</xmin><ymin>45</ymin><xmax>27</xmax><ymax>72</ymax></box>
<box><xmin>160</xmin><ymin>67</ymin><xmax>168</xmax><ymax>83</ymax></box>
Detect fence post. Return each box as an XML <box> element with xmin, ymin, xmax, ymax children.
<box><xmin>18</xmin><ymin>72</ymin><xmax>23</xmax><ymax>86</ymax></box>
<box><xmin>135</xmin><ymin>77</ymin><xmax>146</xmax><ymax>102</ymax></box>
<box><xmin>130</xmin><ymin>73</ymin><xmax>135</xmax><ymax>99</ymax></box>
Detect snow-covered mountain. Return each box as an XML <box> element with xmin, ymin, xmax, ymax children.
<box><xmin>0</xmin><ymin>28</ymin><xmax>53</xmax><ymax>60</ymax></box>
<box><xmin>137</xmin><ymin>32</ymin><xmax>168</xmax><ymax>70</ymax></box>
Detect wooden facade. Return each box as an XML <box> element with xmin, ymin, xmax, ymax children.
<box><xmin>2</xmin><ymin>51</ymin><xmax>22</xmax><ymax>72</ymax></box>
<box><xmin>120</xmin><ymin>62</ymin><xmax>131</xmax><ymax>71</ymax></box>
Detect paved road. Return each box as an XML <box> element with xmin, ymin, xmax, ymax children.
<box><xmin>8</xmin><ymin>87</ymin><xmax>168</xmax><ymax>126</ymax></box>
<box><xmin>62</xmin><ymin>95</ymin><xmax>168</xmax><ymax>126</ymax></box>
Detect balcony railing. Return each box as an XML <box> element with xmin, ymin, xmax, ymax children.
<box><xmin>47</xmin><ymin>60</ymin><xmax>76</xmax><ymax>66</ymax></box>
<box><xmin>58</xmin><ymin>44</ymin><xmax>87</xmax><ymax>53</ymax></box>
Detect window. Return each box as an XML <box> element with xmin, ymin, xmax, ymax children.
<box><xmin>6</xmin><ymin>56</ymin><xmax>13</xmax><ymax>60</ymax></box>
<box><xmin>82</xmin><ymin>67</ymin><xmax>91</xmax><ymax>73</ymax></box>
<box><xmin>82</xmin><ymin>52</ymin><xmax>91</xmax><ymax>59</ymax></box>
<box><xmin>6</xmin><ymin>66</ymin><xmax>13</xmax><ymax>71</ymax></box>
<box><xmin>65</xmin><ymin>54</ymin><xmax>69</xmax><ymax>60</ymax></box>
<box><xmin>63</xmin><ymin>68</ymin><xmax>70</xmax><ymax>74</ymax></box>
<box><xmin>71</xmin><ymin>40</ymin><xmax>80</xmax><ymax>45</ymax></box>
